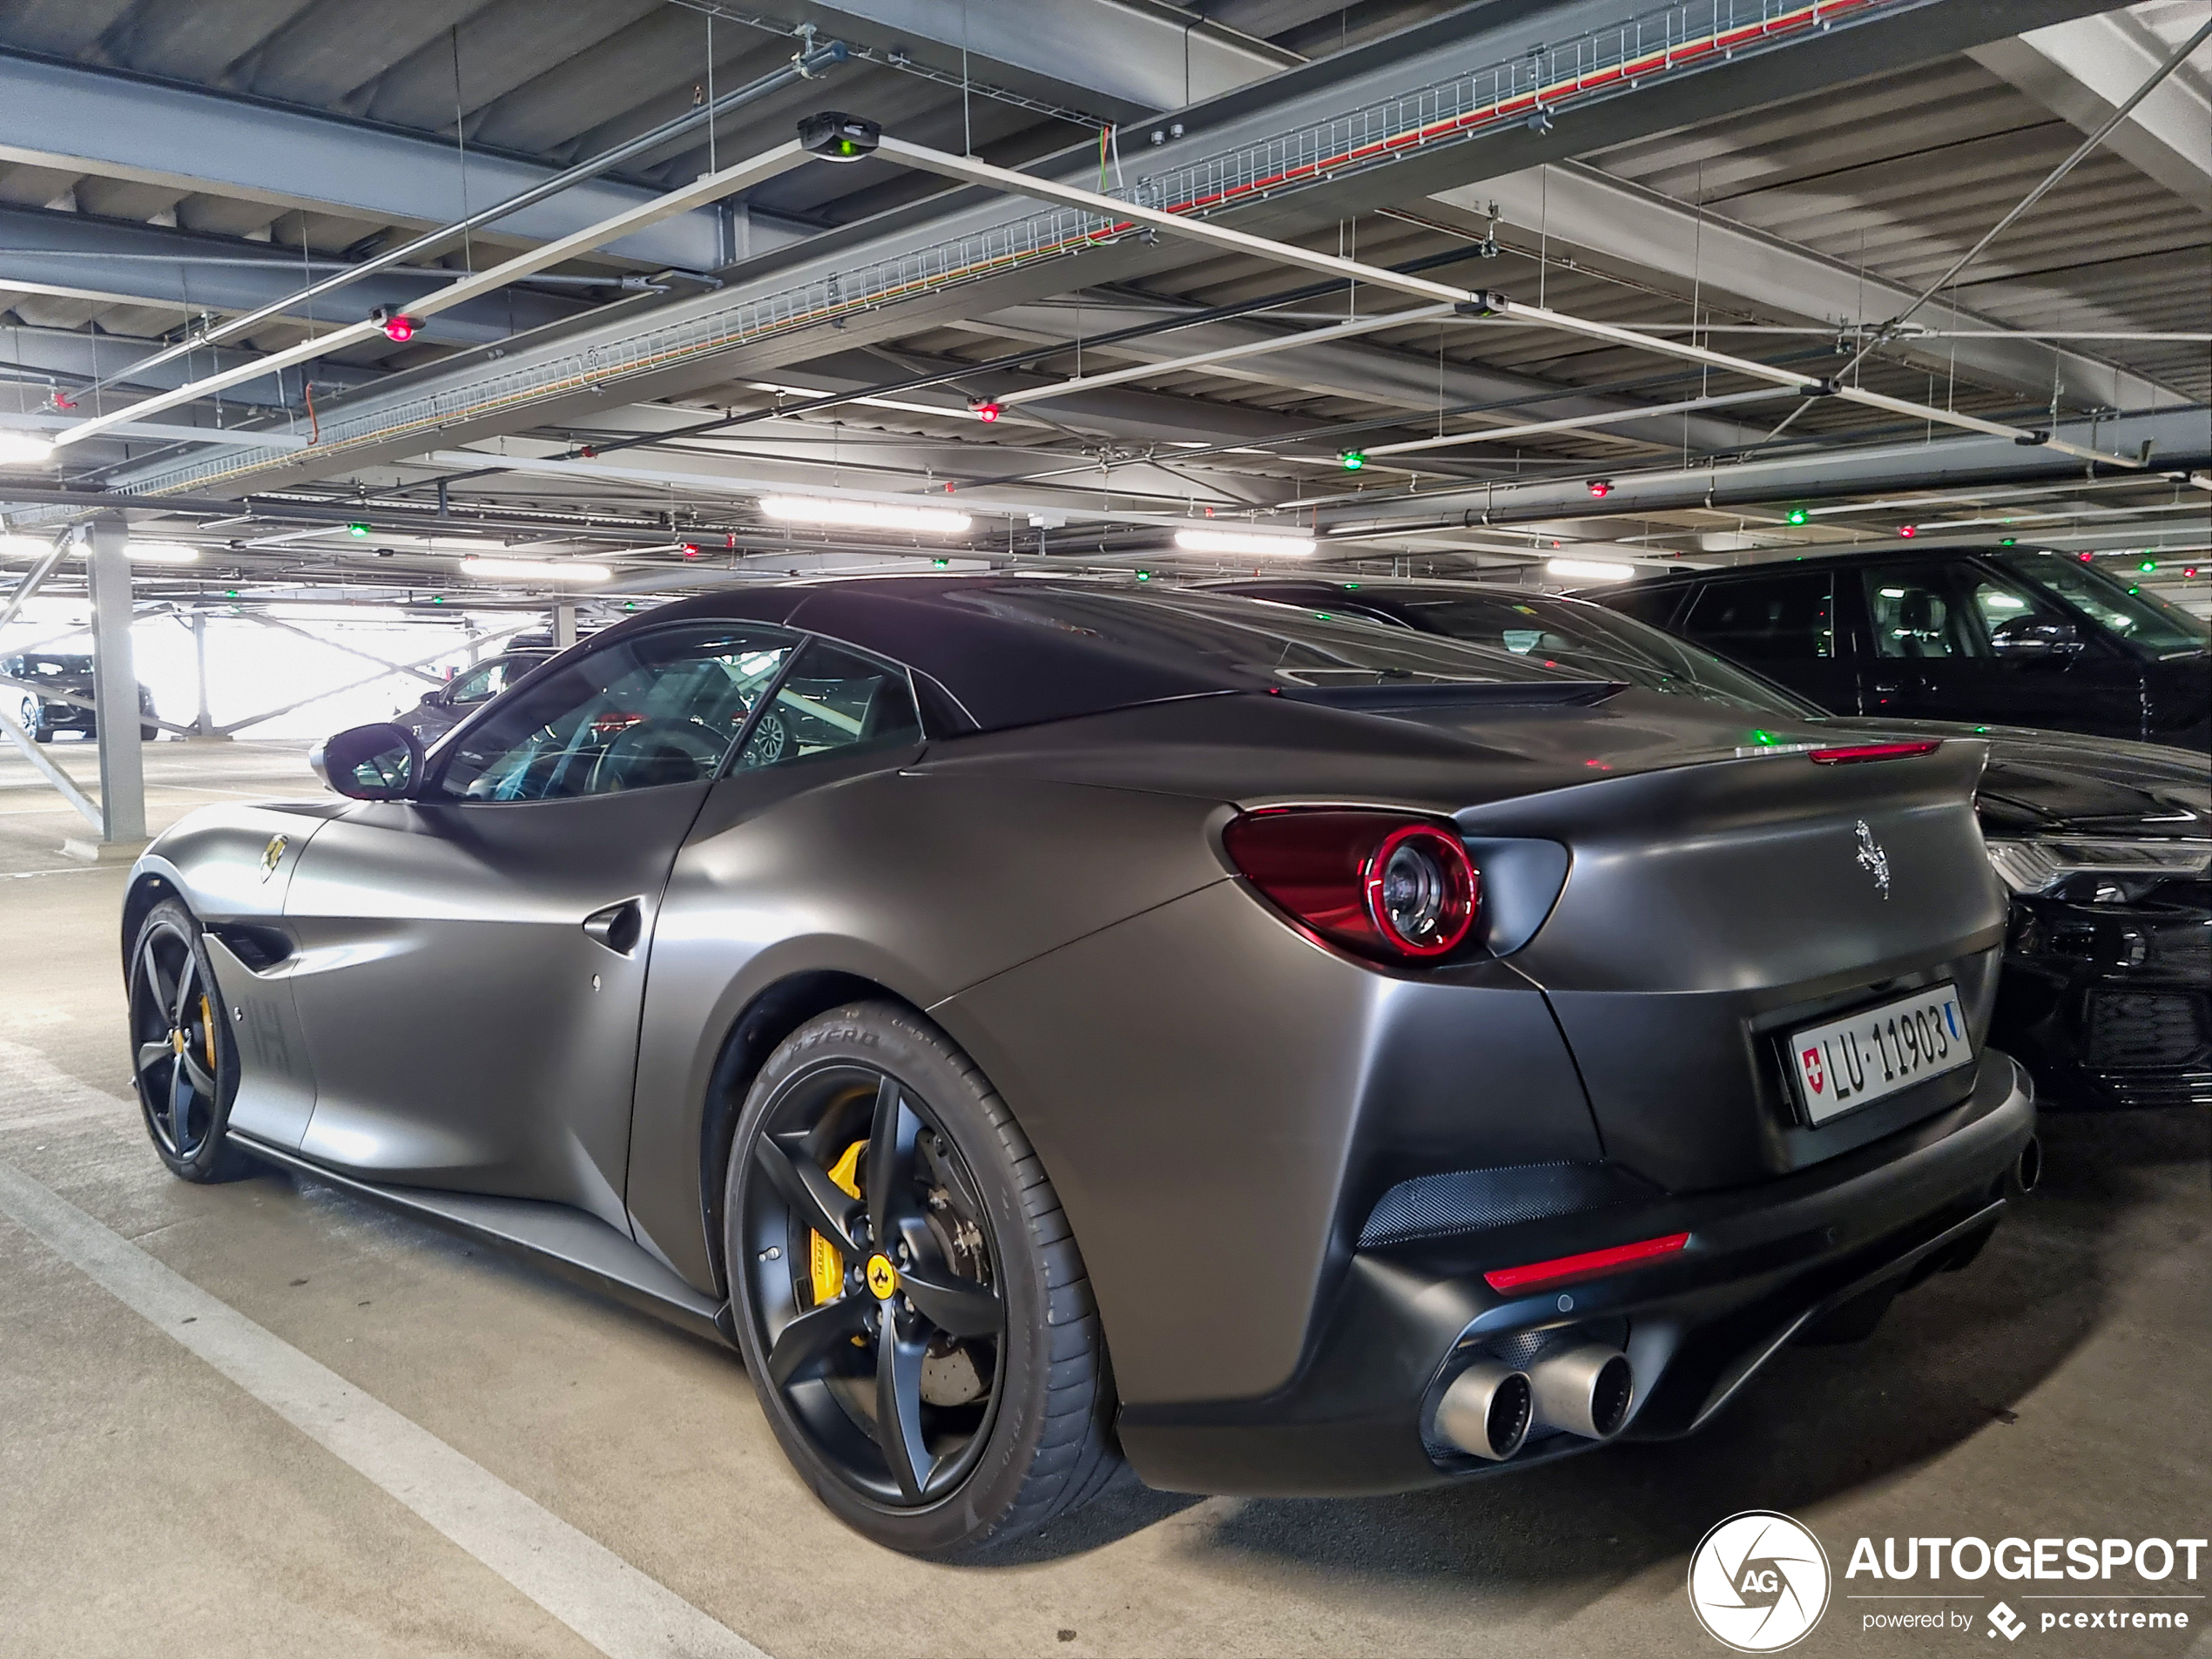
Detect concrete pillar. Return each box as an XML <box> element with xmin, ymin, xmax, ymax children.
<box><xmin>190</xmin><ymin>611</ymin><xmax>221</xmax><ymax>738</ymax></box>
<box><xmin>83</xmin><ymin>516</ymin><xmax>146</xmax><ymax>853</ymax></box>
<box><xmin>552</xmin><ymin>603</ymin><xmax>577</xmax><ymax>650</ymax></box>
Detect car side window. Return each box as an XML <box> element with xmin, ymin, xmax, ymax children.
<box><xmin>446</xmin><ymin>658</ymin><xmax>525</xmax><ymax>706</ymax></box>
<box><xmin>1679</xmin><ymin>573</ymin><xmax>1836</xmax><ymax>661</ymax></box>
<box><xmin>436</xmin><ymin>624</ymin><xmax>800</xmax><ymax>801</ymax></box>
<box><xmin>1862</xmin><ymin>568</ymin><xmax>1979</xmax><ymax>659</ymax></box>
<box><xmin>729</xmin><ymin>639</ymin><xmax>921</xmax><ymax>773</ymax></box>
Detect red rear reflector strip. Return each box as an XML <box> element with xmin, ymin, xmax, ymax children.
<box><xmin>1809</xmin><ymin>741</ymin><xmax>1940</xmax><ymax>765</ymax></box>
<box><xmin>1484</xmin><ymin>1231</ymin><xmax>1689</xmax><ymax>1294</ymax></box>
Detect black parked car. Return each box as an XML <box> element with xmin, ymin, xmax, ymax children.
<box><xmin>395</xmin><ymin>649</ymin><xmax>554</xmax><ymax>745</ymax></box>
<box><xmin>1583</xmin><ymin>546</ymin><xmax>2209</xmax><ymax>750</ymax></box>
<box><xmin>1208</xmin><ymin>577</ymin><xmax>2211</xmax><ymax>1110</ymax></box>
<box><xmin>3</xmin><ymin>651</ymin><xmax>159</xmax><ymax>742</ymax></box>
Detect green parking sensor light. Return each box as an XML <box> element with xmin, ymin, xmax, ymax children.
<box><xmin>799</xmin><ymin>111</ymin><xmax>881</xmax><ymax>162</ymax></box>
<box><xmin>1339</xmin><ymin>450</ymin><xmax>1366</xmax><ymax>471</ymax></box>
<box><xmin>1786</xmin><ymin>508</ymin><xmax>1808</xmax><ymax>526</ymax></box>
<box><xmin>347</xmin><ymin>522</ymin><xmax>370</xmax><ymax>537</ymax></box>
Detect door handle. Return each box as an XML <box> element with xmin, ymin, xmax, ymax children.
<box><xmin>582</xmin><ymin>898</ymin><xmax>643</xmax><ymax>955</ymax></box>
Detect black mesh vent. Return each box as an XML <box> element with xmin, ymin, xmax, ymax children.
<box><xmin>1360</xmin><ymin>1162</ymin><xmax>1629</xmax><ymax>1246</ymax></box>
<box><xmin>2084</xmin><ymin>991</ymin><xmax>2211</xmax><ymax>1070</ymax></box>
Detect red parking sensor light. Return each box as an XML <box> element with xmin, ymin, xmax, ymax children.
<box><xmin>680</xmin><ymin>542</ymin><xmax>702</xmax><ymax>559</ymax></box>
<box><xmin>1588</xmin><ymin>479</ymin><xmax>1612</xmax><ymax>497</ymax></box>
<box><xmin>970</xmin><ymin>399</ymin><xmax>1002</xmax><ymax>423</ymax></box>
<box><xmin>2078</xmin><ymin>550</ymin><xmax>2095</xmax><ymax>562</ymax></box>
<box><xmin>372</xmin><ymin>308</ymin><xmax>418</xmax><ymax>343</ymax></box>
<box><xmin>1898</xmin><ymin>524</ymin><xmax>1916</xmax><ymax>537</ymax></box>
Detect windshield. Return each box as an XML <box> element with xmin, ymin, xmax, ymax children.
<box><xmin>945</xmin><ymin>586</ymin><xmax>1582</xmax><ymax>689</ymax></box>
<box><xmin>11</xmin><ymin>655</ymin><xmax>92</xmax><ymax>679</ymax></box>
<box><xmin>1998</xmin><ymin>552</ymin><xmax>2209</xmax><ymax>657</ymax></box>
<box><xmin>1345</xmin><ymin>589</ymin><xmax>1819</xmax><ymax>713</ymax></box>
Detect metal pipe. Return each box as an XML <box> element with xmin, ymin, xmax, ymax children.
<box><xmin>1364</xmin><ymin>388</ymin><xmax>1794</xmax><ymax>459</ymax></box>
<box><xmin>67</xmin><ymin>42</ymin><xmax>850</xmax><ymax>408</ymax></box>
<box><xmin>871</xmin><ymin>135</ymin><xmax>2148</xmax><ymax>474</ymax></box>
<box><xmin>50</xmin><ymin>140</ymin><xmax>818</xmax><ymax>450</ymax></box>
<box><xmin>994</xmin><ymin>304</ymin><xmax>1456</xmax><ymax>408</ymax></box>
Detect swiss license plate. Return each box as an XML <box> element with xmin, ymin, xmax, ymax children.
<box><xmin>1787</xmin><ymin>985</ymin><xmax>1973</xmax><ymax>1125</ymax></box>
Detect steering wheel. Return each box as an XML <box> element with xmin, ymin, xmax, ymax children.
<box><xmin>588</xmin><ymin>718</ymin><xmax>726</xmax><ymax>792</ymax></box>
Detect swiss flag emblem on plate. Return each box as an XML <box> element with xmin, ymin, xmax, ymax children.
<box><xmin>1801</xmin><ymin>1047</ymin><xmax>1825</xmax><ymax>1094</ymax></box>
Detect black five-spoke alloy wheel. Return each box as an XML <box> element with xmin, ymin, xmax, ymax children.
<box><xmin>128</xmin><ymin>899</ymin><xmax>253</xmax><ymax>1182</ymax></box>
<box><xmin>725</xmin><ymin>1001</ymin><xmax>1120</xmax><ymax>1554</ymax></box>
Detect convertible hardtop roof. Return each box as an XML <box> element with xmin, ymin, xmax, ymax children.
<box><xmin>635</xmin><ymin>577</ymin><xmax>1285</xmax><ymax>732</ymax></box>
<box><xmin>610</xmin><ymin>576</ymin><xmax>1579</xmax><ymax>734</ymax></box>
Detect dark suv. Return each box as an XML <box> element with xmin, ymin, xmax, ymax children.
<box><xmin>1586</xmin><ymin>547</ymin><xmax>2209</xmax><ymax>750</ymax></box>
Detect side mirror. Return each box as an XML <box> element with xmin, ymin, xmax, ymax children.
<box><xmin>310</xmin><ymin>722</ymin><xmax>423</xmax><ymax>800</ymax></box>
<box><xmin>1990</xmin><ymin>616</ymin><xmax>2082</xmax><ymax>659</ymax></box>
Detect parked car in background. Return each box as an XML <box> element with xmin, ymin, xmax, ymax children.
<box><xmin>1580</xmin><ymin>546</ymin><xmax>2209</xmax><ymax>750</ymax></box>
<box><xmin>3</xmin><ymin>651</ymin><xmax>159</xmax><ymax>742</ymax></box>
<box><xmin>1207</xmin><ymin>577</ymin><xmax>2211</xmax><ymax>1109</ymax></box>
<box><xmin>395</xmin><ymin>648</ymin><xmax>554</xmax><ymax>745</ymax></box>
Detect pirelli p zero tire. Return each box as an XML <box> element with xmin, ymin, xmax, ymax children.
<box><xmin>725</xmin><ymin>1000</ymin><xmax>1121</xmax><ymax>1556</ymax></box>
<box><xmin>126</xmin><ymin>898</ymin><xmax>256</xmax><ymax>1184</ymax></box>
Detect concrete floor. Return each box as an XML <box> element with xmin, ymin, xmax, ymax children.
<box><xmin>1</xmin><ymin>740</ymin><xmax>2207</xmax><ymax>1658</ymax></box>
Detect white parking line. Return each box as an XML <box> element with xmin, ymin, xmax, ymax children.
<box><xmin>0</xmin><ymin>1145</ymin><xmax>771</xmax><ymax>1659</ymax></box>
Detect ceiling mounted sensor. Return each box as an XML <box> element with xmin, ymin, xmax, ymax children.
<box><xmin>759</xmin><ymin>496</ymin><xmax>973</xmax><ymax>534</ymax></box>
<box><xmin>0</xmin><ymin>432</ymin><xmax>57</xmax><ymax>467</ymax></box>
<box><xmin>799</xmin><ymin>111</ymin><xmax>881</xmax><ymax>162</ymax></box>
<box><xmin>1547</xmin><ymin>558</ymin><xmax>1633</xmax><ymax>582</ymax></box>
<box><xmin>969</xmin><ymin>399</ymin><xmax>1003</xmax><ymax>423</ymax></box>
<box><xmin>1172</xmin><ymin>528</ymin><xmax>1317</xmax><ymax>556</ymax></box>
<box><xmin>459</xmin><ymin>556</ymin><xmax>610</xmax><ymax>582</ymax></box>
<box><xmin>369</xmin><ymin>307</ymin><xmax>418</xmax><ymax>343</ymax></box>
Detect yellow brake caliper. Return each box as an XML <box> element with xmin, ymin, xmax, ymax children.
<box><xmin>808</xmin><ymin>1140</ymin><xmax>866</xmax><ymax>1306</ymax></box>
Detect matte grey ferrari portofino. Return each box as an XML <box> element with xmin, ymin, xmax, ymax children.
<box><xmin>122</xmin><ymin>578</ymin><xmax>2038</xmax><ymax>1554</ymax></box>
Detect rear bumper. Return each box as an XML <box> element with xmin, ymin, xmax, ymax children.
<box><xmin>1118</xmin><ymin>1049</ymin><xmax>2035</xmax><ymax>1497</ymax></box>
<box><xmin>1993</xmin><ymin>897</ymin><xmax>2212</xmax><ymax>1110</ymax></box>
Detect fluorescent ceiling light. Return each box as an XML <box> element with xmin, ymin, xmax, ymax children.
<box><xmin>1173</xmin><ymin>528</ymin><xmax>1317</xmax><ymax>556</ymax></box>
<box><xmin>459</xmin><ymin>556</ymin><xmax>610</xmax><ymax>582</ymax></box>
<box><xmin>1547</xmin><ymin>558</ymin><xmax>1634</xmax><ymax>582</ymax></box>
<box><xmin>126</xmin><ymin>542</ymin><xmax>199</xmax><ymax>563</ymax></box>
<box><xmin>0</xmin><ymin>533</ymin><xmax>53</xmax><ymax>558</ymax></box>
<box><xmin>759</xmin><ymin>496</ymin><xmax>973</xmax><ymax>534</ymax></box>
<box><xmin>0</xmin><ymin>432</ymin><xmax>56</xmax><ymax>467</ymax></box>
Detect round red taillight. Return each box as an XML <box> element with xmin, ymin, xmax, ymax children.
<box><xmin>1223</xmin><ymin>808</ymin><xmax>1479</xmax><ymax>964</ymax></box>
<box><xmin>1365</xmin><ymin>822</ymin><xmax>1476</xmax><ymax>956</ymax></box>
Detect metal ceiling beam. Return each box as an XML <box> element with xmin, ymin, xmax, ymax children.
<box><xmin>1312</xmin><ymin>407</ymin><xmax>2211</xmax><ymax>535</ymax></box>
<box><xmin>0</xmin><ymin>207</ymin><xmax>583</xmax><ymax>347</ymax></box>
<box><xmin>1968</xmin><ymin>11</ymin><xmax>2212</xmax><ymax>212</ymax></box>
<box><xmin>0</xmin><ymin>51</ymin><xmax>797</xmax><ymax>274</ymax></box>
<box><xmin>957</xmin><ymin>303</ymin><xmax>1770</xmax><ymax>451</ymax></box>
<box><xmin>773</xmin><ymin>0</ymin><xmax>1293</xmax><ymax>117</ymax></box>
<box><xmin>1432</xmin><ymin>164</ymin><xmax>2182</xmax><ymax>410</ymax></box>
<box><xmin>880</xmin><ymin>134</ymin><xmax>2144</xmax><ymax>468</ymax></box>
<box><xmin>49</xmin><ymin>141</ymin><xmax>816</xmax><ymax>450</ymax></box>
<box><xmin>101</xmin><ymin>0</ymin><xmax>2123</xmax><ymax>501</ymax></box>
<box><xmin>0</xmin><ymin>325</ymin><xmax>377</xmax><ymax>400</ymax></box>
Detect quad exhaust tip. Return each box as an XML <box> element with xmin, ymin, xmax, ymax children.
<box><xmin>1437</xmin><ymin>1360</ymin><xmax>1533</xmax><ymax>1461</ymax></box>
<box><xmin>1528</xmin><ymin>1343</ymin><xmax>1635</xmax><ymax>1441</ymax></box>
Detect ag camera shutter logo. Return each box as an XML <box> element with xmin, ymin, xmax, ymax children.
<box><xmin>1688</xmin><ymin>1510</ymin><xmax>1831</xmax><ymax>1651</ymax></box>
